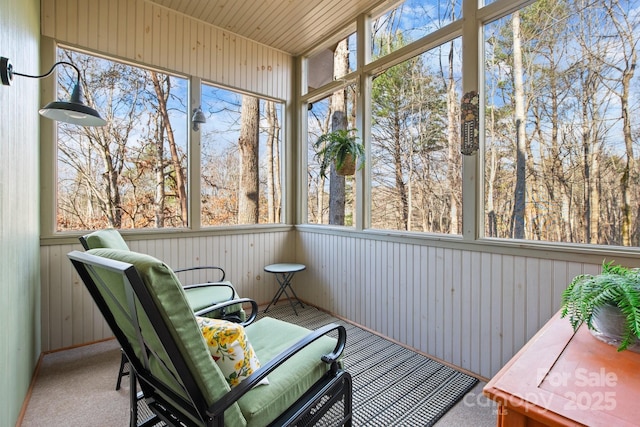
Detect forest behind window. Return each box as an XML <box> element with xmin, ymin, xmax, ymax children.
<box><xmin>371</xmin><ymin>38</ymin><xmax>462</xmax><ymax>233</ymax></box>
<box><xmin>56</xmin><ymin>49</ymin><xmax>188</xmax><ymax>231</ymax></box>
<box><xmin>307</xmin><ymin>0</ymin><xmax>640</xmax><ymax>248</ymax></box>
<box><xmin>485</xmin><ymin>0</ymin><xmax>640</xmax><ymax>246</ymax></box>
<box><xmin>307</xmin><ymin>88</ymin><xmax>358</xmax><ymax>226</ymax></box>
<box><xmin>307</xmin><ymin>0</ymin><xmax>462</xmax><ymax>233</ymax></box>
<box><xmin>55</xmin><ymin>49</ymin><xmax>283</xmax><ymax>231</ymax></box>
<box><xmin>56</xmin><ymin>0</ymin><xmax>640</xmax><ymax>248</ymax></box>
<box><xmin>200</xmin><ymin>84</ymin><xmax>283</xmax><ymax>226</ymax></box>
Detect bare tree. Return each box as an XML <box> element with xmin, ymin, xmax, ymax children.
<box><xmin>444</xmin><ymin>40</ymin><xmax>461</xmax><ymax>234</ymax></box>
<box><xmin>152</xmin><ymin>113</ymin><xmax>166</xmax><ymax>227</ymax></box>
<box><xmin>511</xmin><ymin>10</ymin><xmax>527</xmax><ymax>239</ymax></box>
<box><xmin>265</xmin><ymin>100</ymin><xmax>281</xmax><ymax>223</ymax></box>
<box><xmin>150</xmin><ymin>71</ymin><xmax>188</xmax><ymax>226</ymax></box>
<box><xmin>307</xmin><ymin>104</ymin><xmax>331</xmax><ymax>224</ymax></box>
<box><xmin>238</xmin><ymin>95</ymin><xmax>260</xmax><ymax>224</ymax></box>
<box><xmin>328</xmin><ymin>40</ymin><xmax>349</xmax><ymax>225</ymax></box>
<box><xmin>602</xmin><ymin>0</ymin><xmax>638</xmax><ymax>246</ymax></box>
<box><xmin>57</xmin><ymin>53</ymin><xmax>141</xmax><ymax>229</ymax></box>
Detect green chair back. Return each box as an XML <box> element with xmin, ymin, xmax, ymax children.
<box><xmin>80</xmin><ymin>228</ymin><xmax>130</xmax><ymax>251</ymax></box>
<box><xmin>69</xmin><ymin>248</ymin><xmax>246</xmax><ymax>426</ymax></box>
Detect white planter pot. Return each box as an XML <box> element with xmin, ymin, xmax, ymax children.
<box><xmin>590</xmin><ymin>303</ymin><xmax>640</xmax><ymax>352</ymax></box>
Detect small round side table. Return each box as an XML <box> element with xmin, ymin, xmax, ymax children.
<box><xmin>263</xmin><ymin>263</ymin><xmax>306</xmax><ymax>315</ymax></box>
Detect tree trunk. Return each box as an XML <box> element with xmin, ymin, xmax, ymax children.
<box><xmin>446</xmin><ymin>40</ymin><xmax>460</xmax><ymax>234</ymax></box>
<box><xmin>329</xmin><ymin>110</ymin><xmax>347</xmax><ymax>225</ymax></box>
<box><xmin>582</xmin><ymin>73</ymin><xmax>595</xmax><ymax>244</ymax></box>
<box><xmin>103</xmin><ymin>148</ymin><xmax>122</xmax><ymax>228</ymax></box>
<box><xmin>238</xmin><ymin>95</ymin><xmax>260</xmax><ymax>224</ymax></box>
<box><xmin>154</xmin><ymin>122</ymin><xmax>166</xmax><ymax>227</ymax></box>
<box><xmin>265</xmin><ymin>101</ymin><xmax>281</xmax><ymax>223</ymax></box>
<box><xmin>393</xmin><ymin>113</ymin><xmax>408</xmax><ymax>230</ymax></box>
<box><xmin>329</xmin><ymin>39</ymin><xmax>349</xmax><ymax>225</ymax></box>
<box><xmin>486</xmin><ymin>39</ymin><xmax>499</xmax><ymax>238</ymax></box>
<box><xmin>511</xmin><ymin>11</ymin><xmax>526</xmax><ymax>239</ymax></box>
<box><xmin>607</xmin><ymin>2</ymin><xmax>637</xmax><ymax>246</ymax></box>
<box><xmin>150</xmin><ymin>72</ymin><xmax>188</xmax><ymax>225</ymax></box>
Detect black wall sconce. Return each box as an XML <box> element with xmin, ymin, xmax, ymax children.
<box><xmin>192</xmin><ymin>106</ymin><xmax>206</xmax><ymax>131</ymax></box>
<box><xmin>1</xmin><ymin>56</ymin><xmax>106</xmax><ymax>127</ymax></box>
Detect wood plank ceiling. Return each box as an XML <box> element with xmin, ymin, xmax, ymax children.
<box><xmin>147</xmin><ymin>0</ymin><xmax>401</xmax><ymax>56</ymax></box>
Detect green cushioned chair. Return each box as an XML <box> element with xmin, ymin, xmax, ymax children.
<box><xmin>68</xmin><ymin>249</ymin><xmax>352</xmax><ymax>427</ymax></box>
<box><xmin>80</xmin><ymin>229</ymin><xmax>244</xmax><ymax>320</ymax></box>
<box><xmin>80</xmin><ymin>229</ymin><xmax>249</xmax><ymax>394</ymax></box>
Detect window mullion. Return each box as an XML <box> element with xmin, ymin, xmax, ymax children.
<box><xmin>461</xmin><ymin>0</ymin><xmax>480</xmax><ymax>241</ymax></box>
<box><xmin>355</xmin><ymin>13</ymin><xmax>370</xmax><ymax>231</ymax></box>
<box><xmin>190</xmin><ymin>76</ymin><xmax>202</xmax><ymax>231</ymax></box>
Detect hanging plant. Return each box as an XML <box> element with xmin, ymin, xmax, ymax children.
<box><xmin>314</xmin><ymin>129</ymin><xmax>365</xmax><ymax>178</ymax></box>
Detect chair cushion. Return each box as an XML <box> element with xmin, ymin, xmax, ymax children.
<box><xmin>196</xmin><ymin>316</ymin><xmax>268</xmax><ymax>388</ymax></box>
<box><xmin>185</xmin><ymin>283</ymin><xmax>245</xmax><ymax>321</ymax></box>
<box><xmin>238</xmin><ymin>317</ymin><xmax>338</xmax><ymax>427</ymax></box>
<box><xmin>83</xmin><ymin>229</ymin><xmax>130</xmax><ymax>250</ymax></box>
<box><xmin>87</xmin><ymin>248</ymin><xmax>247</xmax><ymax>427</ymax></box>
<box><xmin>83</xmin><ymin>229</ymin><xmax>245</xmax><ymax>322</ymax></box>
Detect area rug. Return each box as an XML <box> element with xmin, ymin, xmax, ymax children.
<box><xmin>261</xmin><ymin>304</ymin><xmax>478</xmax><ymax>427</ymax></box>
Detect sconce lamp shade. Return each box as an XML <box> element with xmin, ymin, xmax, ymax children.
<box><xmin>1</xmin><ymin>56</ymin><xmax>106</xmax><ymax>127</ymax></box>
<box><xmin>192</xmin><ymin>106</ymin><xmax>206</xmax><ymax>131</ymax></box>
<box><xmin>39</xmin><ymin>83</ymin><xmax>107</xmax><ymax>126</ymax></box>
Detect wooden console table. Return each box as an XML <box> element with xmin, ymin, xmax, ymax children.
<box><xmin>483</xmin><ymin>311</ymin><xmax>640</xmax><ymax>427</ymax></box>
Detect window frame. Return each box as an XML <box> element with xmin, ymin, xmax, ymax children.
<box><xmin>299</xmin><ymin>5</ymin><xmax>465</xmax><ymax>234</ymax></box>
<box><xmin>39</xmin><ymin>0</ymin><xmax>640</xmax><ymax>260</ymax></box>
<box><xmin>296</xmin><ymin>0</ymin><xmax>640</xmax><ymax>258</ymax></box>
<box><xmin>198</xmin><ymin>79</ymin><xmax>287</xmax><ymax>228</ymax></box>
<box><xmin>40</xmin><ymin>42</ymin><xmax>291</xmax><ymax>240</ymax></box>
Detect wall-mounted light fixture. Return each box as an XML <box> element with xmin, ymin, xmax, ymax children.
<box><xmin>192</xmin><ymin>106</ymin><xmax>206</xmax><ymax>131</ymax></box>
<box><xmin>0</xmin><ymin>56</ymin><xmax>106</xmax><ymax>127</ymax></box>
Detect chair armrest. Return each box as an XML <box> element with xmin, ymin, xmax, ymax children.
<box><xmin>174</xmin><ymin>265</ymin><xmax>225</xmax><ymax>282</ymax></box>
<box><xmin>206</xmin><ymin>323</ymin><xmax>347</xmax><ymax>418</ymax></box>
<box><xmin>193</xmin><ymin>298</ymin><xmax>259</xmax><ymax>326</ymax></box>
<box><xmin>182</xmin><ymin>281</ymin><xmax>235</xmax><ymax>296</ymax></box>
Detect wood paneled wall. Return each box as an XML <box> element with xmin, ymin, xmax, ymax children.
<box><xmin>0</xmin><ymin>0</ymin><xmax>41</xmax><ymax>423</ymax></box>
<box><xmin>40</xmin><ymin>0</ymin><xmax>292</xmax><ymax>100</ymax></box>
<box><xmin>42</xmin><ymin>228</ymin><xmax>608</xmax><ymax>379</ymax></box>
<box><xmin>295</xmin><ymin>230</ymin><xmax>602</xmax><ymax>379</ymax></box>
<box><xmin>40</xmin><ymin>231</ymin><xmax>295</xmax><ymax>351</ymax></box>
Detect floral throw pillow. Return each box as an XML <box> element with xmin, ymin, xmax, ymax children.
<box><xmin>196</xmin><ymin>316</ymin><xmax>268</xmax><ymax>388</ymax></box>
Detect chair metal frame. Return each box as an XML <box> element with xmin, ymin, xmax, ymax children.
<box><xmin>68</xmin><ymin>250</ymin><xmax>353</xmax><ymax>427</ymax></box>
<box><xmin>79</xmin><ymin>231</ymin><xmax>245</xmax><ymax>393</ymax></box>
<box><xmin>79</xmin><ymin>233</ymin><xmax>228</xmax><ymax>282</ymax></box>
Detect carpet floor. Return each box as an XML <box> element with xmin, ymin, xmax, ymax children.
<box><xmin>21</xmin><ymin>339</ymin><xmax>128</xmax><ymax>426</ymax></box>
<box><xmin>21</xmin><ymin>303</ymin><xmax>480</xmax><ymax>426</ymax></box>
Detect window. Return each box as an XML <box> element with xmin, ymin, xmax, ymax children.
<box><xmin>307</xmin><ymin>88</ymin><xmax>358</xmax><ymax>226</ymax></box>
<box><xmin>56</xmin><ymin>48</ymin><xmax>188</xmax><ymax>231</ymax></box>
<box><xmin>371</xmin><ymin>38</ymin><xmax>462</xmax><ymax>233</ymax></box>
<box><xmin>306</xmin><ymin>33</ymin><xmax>357</xmax><ymax>94</ymax></box>
<box><xmin>304</xmin><ymin>0</ymin><xmax>463</xmax><ymax>234</ymax></box>
<box><xmin>55</xmin><ymin>48</ymin><xmax>284</xmax><ymax>232</ymax></box>
<box><xmin>371</xmin><ymin>0</ymin><xmax>462</xmax><ymax>59</ymax></box>
<box><xmin>200</xmin><ymin>84</ymin><xmax>283</xmax><ymax>226</ymax></box>
<box><xmin>483</xmin><ymin>0</ymin><xmax>640</xmax><ymax>246</ymax></box>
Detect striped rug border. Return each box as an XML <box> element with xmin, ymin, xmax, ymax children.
<box><xmin>258</xmin><ymin>304</ymin><xmax>478</xmax><ymax>426</ymax></box>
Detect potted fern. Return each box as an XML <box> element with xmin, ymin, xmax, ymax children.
<box><xmin>314</xmin><ymin>129</ymin><xmax>364</xmax><ymax>178</ymax></box>
<box><xmin>561</xmin><ymin>261</ymin><xmax>640</xmax><ymax>351</ymax></box>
